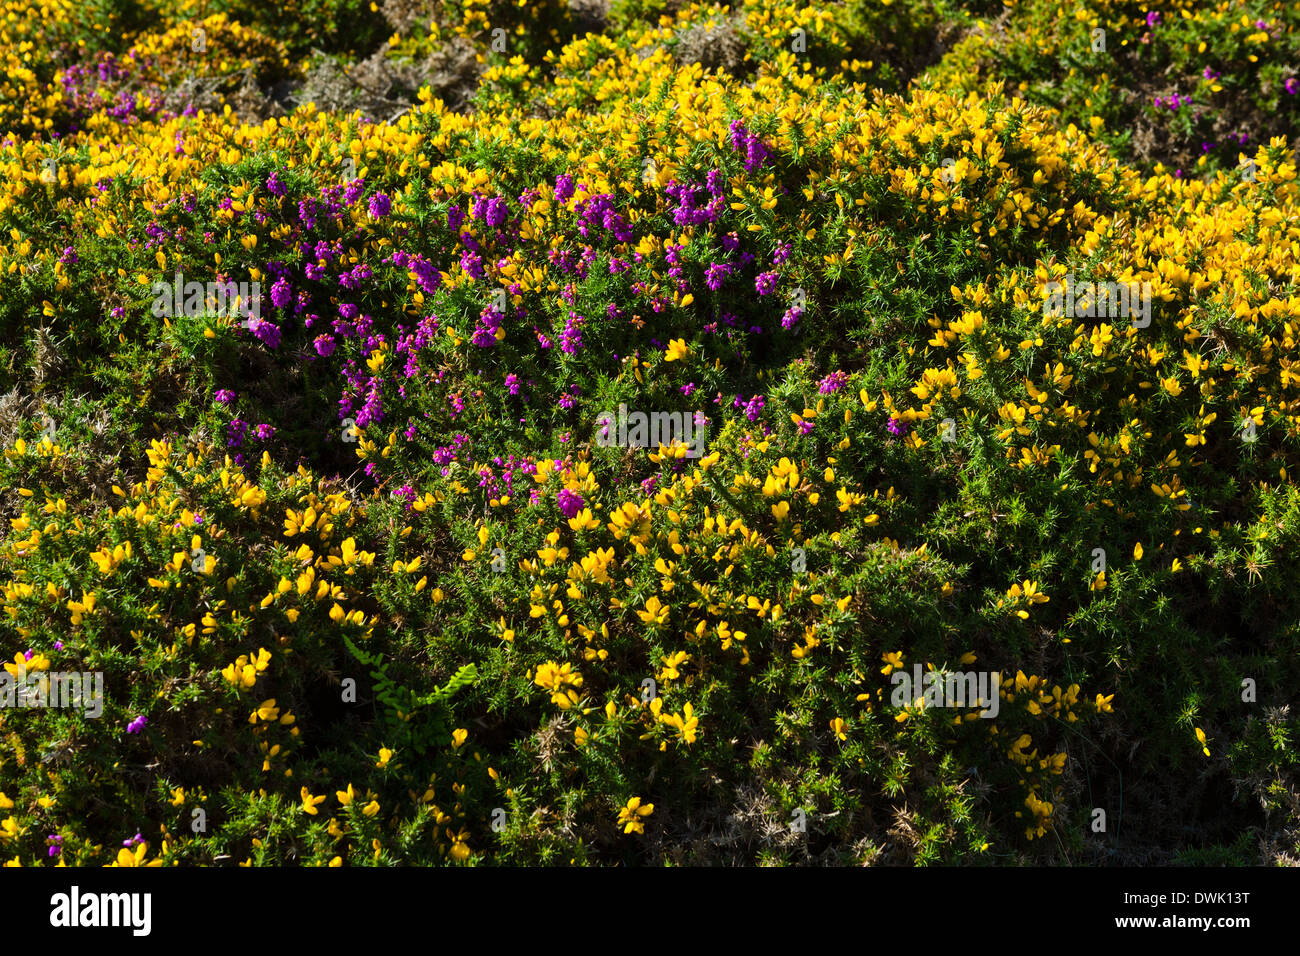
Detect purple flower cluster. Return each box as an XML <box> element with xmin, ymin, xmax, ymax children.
<box><xmin>554</xmin><ymin>173</ymin><xmax>576</xmax><ymax>203</ymax></box>
<box><xmin>472</xmin><ymin>306</ymin><xmax>505</xmax><ymax>347</ymax></box>
<box><xmin>126</xmin><ymin>715</ymin><xmax>147</xmax><ymax>734</ymax></box>
<box><xmin>560</xmin><ymin>312</ymin><xmax>585</xmax><ymax>354</ymax></box>
<box><xmin>471</xmin><ymin>194</ymin><xmax>509</xmax><ymax>228</ymax></box>
<box><xmin>349</xmin><ymin>377</ymin><xmax>384</xmax><ymax>429</ymax></box>
<box><xmin>460</xmin><ymin>250</ymin><xmax>485</xmax><ymax>280</ymax></box>
<box><xmin>736</xmin><ymin>394</ymin><xmax>765</xmax><ymax>422</ymax></box>
<box><xmin>557</xmin><ymin>383</ymin><xmax>581</xmax><ymax>410</ymax></box>
<box><xmin>270</xmin><ymin>276</ymin><xmax>292</xmax><ymax>309</ymax></box>
<box><xmin>819</xmin><ymin>371</ymin><xmax>848</xmax><ymax>394</ymax></box>
<box><xmin>574</xmin><ymin>193</ymin><xmax>632</xmax><ymax>242</ymax></box>
<box><xmin>475</xmin><ymin>453</ymin><xmax>529</xmax><ymax>500</ymax></box>
<box><xmin>433</xmin><ymin>433</ymin><xmax>469</xmax><ymax>468</ymax></box>
<box><xmin>664</xmin><ymin>174</ymin><xmax>725</xmax><ymax>227</ymax></box>
<box><xmin>705</xmin><ymin>261</ymin><xmax>734</xmax><ymax>292</ymax></box>
<box><xmin>729</xmin><ymin>121</ymin><xmax>773</xmax><ymax>173</ymax></box>
<box><xmin>338</xmin><ymin>262</ymin><xmax>373</xmax><ymax>291</ymax></box>
<box><xmin>227</xmin><ymin>418</ymin><xmax>249</xmax><ymax>448</ymax></box>
<box><xmin>557</xmin><ymin>487</ymin><xmax>585</xmax><ymax>518</ymax></box>
<box><xmin>251</xmin><ymin>318</ymin><xmax>282</xmax><ymax>349</ymax></box>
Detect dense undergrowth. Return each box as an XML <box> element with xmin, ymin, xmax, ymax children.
<box><xmin>0</xmin><ymin>0</ymin><xmax>1297</xmax><ymax>866</ymax></box>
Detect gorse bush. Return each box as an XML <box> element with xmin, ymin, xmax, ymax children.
<box><xmin>0</xmin><ymin>0</ymin><xmax>1297</xmax><ymax>866</ymax></box>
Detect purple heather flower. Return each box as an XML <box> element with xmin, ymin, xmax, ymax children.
<box><xmin>756</xmin><ymin>271</ymin><xmax>779</xmax><ymax>296</ymax></box>
<box><xmin>368</xmin><ymin>192</ymin><xmax>392</xmax><ymax>218</ymax></box>
<box><xmin>560</xmin><ymin>313</ymin><xmax>584</xmax><ymax>354</ymax></box>
<box><xmin>1287</xmin><ymin>78</ymin><xmax>1299</xmax><ymax>96</ymax></box>
<box><xmin>729</xmin><ymin>121</ymin><xmax>772</xmax><ymax>172</ymax></box>
<box><xmin>819</xmin><ymin>371</ymin><xmax>848</xmax><ymax>395</ymax></box>
<box><xmin>270</xmin><ymin>277</ymin><xmax>291</xmax><ymax>309</ymax></box>
<box><xmin>475</xmin><ymin>195</ymin><xmax>508</xmax><ymax>227</ymax></box>
<box><xmin>554</xmin><ymin>173</ymin><xmax>575</xmax><ymax>203</ymax></box>
<box><xmin>341</xmin><ymin>177</ymin><xmax>366</xmax><ymax>206</ymax></box>
<box><xmin>460</xmin><ymin>251</ymin><xmax>485</xmax><ymax>280</ymax></box>
<box><xmin>705</xmin><ymin>262</ymin><xmax>732</xmax><ymax>291</ymax></box>
<box><xmin>447</xmin><ymin>202</ymin><xmax>466</xmax><ymax>231</ymax></box>
<box><xmin>227</xmin><ymin>418</ymin><xmax>249</xmax><ymax>448</ymax></box>
<box><xmin>557</xmin><ymin>488</ymin><xmax>584</xmax><ymax>519</ymax></box>
<box><xmin>126</xmin><ymin>716</ymin><xmax>147</xmax><ymax>734</ymax></box>
<box><xmin>252</xmin><ymin>320</ymin><xmax>282</xmax><ymax>349</ymax></box>
<box><xmin>1146</xmin><ymin>11</ymin><xmax>1161</xmax><ymax>28</ymax></box>
<box><xmin>254</xmin><ymin>423</ymin><xmax>275</xmax><ymax>442</ymax></box>
<box><xmin>214</xmin><ymin>389</ymin><xmax>236</xmax><ymax>405</ymax></box>
<box><xmin>886</xmin><ymin>417</ymin><xmax>907</xmax><ymax>436</ymax></box>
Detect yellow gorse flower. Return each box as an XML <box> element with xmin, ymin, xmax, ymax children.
<box><xmin>617</xmin><ymin>797</ymin><xmax>654</xmax><ymax>834</ymax></box>
<box><xmin>300</xmin><ymin>787</ymin><xmax>326</xmax><ymax>815</ymax></box>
